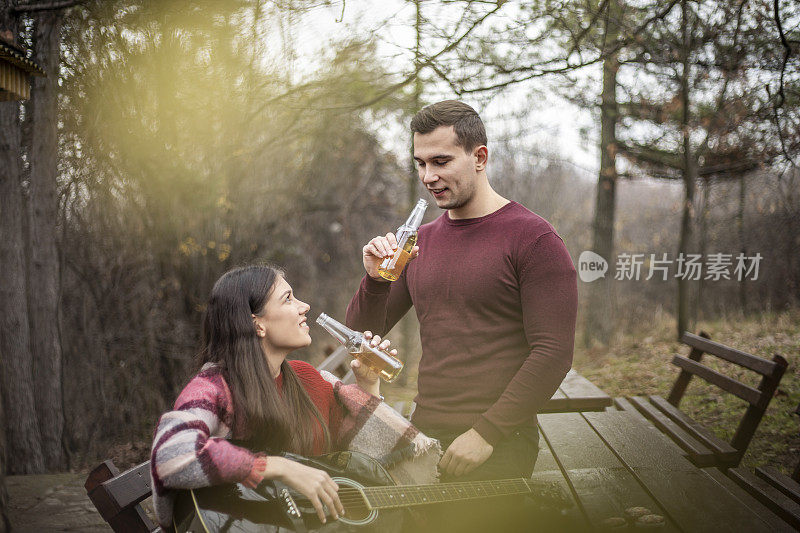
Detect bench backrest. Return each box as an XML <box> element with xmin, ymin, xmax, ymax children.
<box><xmin>794</xmin><ymin>402</ymin><xmax>800</xmax><ymax>483</ymax></box>
<box><xmin>85</xmin><ymin>459</ymin><xmax>158</xmax><ymax>532</ymax></box>
<box><xmin>668</xmin><ymin>331</ymin><xmax>788</xmax><ymax>455</ymax></box>
<box><xmin>316</xmin><ymin>345</ymin><xmax>355</xmax><ymax>384</ymax></box>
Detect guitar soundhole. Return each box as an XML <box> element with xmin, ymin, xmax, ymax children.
<box><xmin>339</xmin><ymin>487</ymin><xmax>371</xmax><ymax>522</ymax></box>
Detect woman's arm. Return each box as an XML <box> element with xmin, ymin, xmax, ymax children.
<box><xmin>151</xmin><ymin>372</ymin><xmax>259</xmax><ymax>490</ymax></box>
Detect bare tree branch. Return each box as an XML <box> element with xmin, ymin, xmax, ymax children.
<box><xmin>252</xmin><ymin>2</ymin><xmax>507</xmax><ymax>113</ymax></box>
<box><xmin>772</xmin><ymin>0</ymin><xmax>794</xmax><ymax>108</ymax></box>
<box><xmin>767</xmin><ymin>0</ymin><xmax>799</xmax><ymax>168</ymax></box>
<box><xmin>567</xmin><ymin>0</ymin><xmax>610</xmax><ymax>58</ymax></box>
<box><xmin>335</xmin><ymin>0</ymin><xmax>345</xmax><ymax>23</ymax></box>
<box><xmin>438</xmin><ymin>0</ymin><xmax>682</xmax><ymax>95</ymax></box>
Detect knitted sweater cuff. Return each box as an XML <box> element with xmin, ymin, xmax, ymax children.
<box><xmin>362</xmin><ymin>274</ymin><xmax>391</xmax><ymax>293</ymax></box>
<box><xmin>472</xmin><ymin>416</ymin><xmax>504</xmax><ymax>447</ymax></box>
<box><xmin>242</xmin><ymin>454</ymin><xmax>268</xmax><ymax>489</ymax></box>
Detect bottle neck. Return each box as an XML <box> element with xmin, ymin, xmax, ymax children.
<box><xmin>404</xmin><ymin>199</ymin><xmax>428</xmax><ymax>230</ymax></box>
<box><xmin>316</xmin><ymin>313</ymin><xmax>361</xmax><ymax>346</ymax></box>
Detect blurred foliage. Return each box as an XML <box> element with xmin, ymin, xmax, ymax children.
<box><xmin>55</xmin><ymin>0</ymin><xmax>412</xmax><ymax>464</ymax></box>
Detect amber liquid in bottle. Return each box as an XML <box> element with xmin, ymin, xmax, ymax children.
<box><xmin>349</xmin><ymin>342</ymin><xmax>404</xmax><ymax>383</ymax></box>
<box><xmin>378</xmin><ymin>233</ymin><xmax>418</xmax><ymax>281</ymax></box>
<box><xmin>316</xmin><ymin>312</ymin><xmax>404</xmax><ymax>383</ymax></box>
<box><xmin>378</xmin><ymin>199</ymin><xmax>427</xmax><ymax>282</ymax></box>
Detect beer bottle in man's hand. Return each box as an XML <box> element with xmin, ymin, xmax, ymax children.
<box><xmin>378</xmin><ymin>199</ymin><xmax>428</xmax><ymax>281</ymax></box>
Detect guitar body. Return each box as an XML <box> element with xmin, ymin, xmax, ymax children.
<box><xmin>173</xmin><ymin>451</ymin><xmax>407</xmax><ymax>533</ymax></box>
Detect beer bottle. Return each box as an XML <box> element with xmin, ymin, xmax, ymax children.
<box><xmin>378</xmin><ymin>198</ymin><xmax>428</xmax><ymax>281</ymax></box>
<box><xmin>316</xmin><ymin>313</ymin><xmax>404</xmax><ymax>383</ymax></box>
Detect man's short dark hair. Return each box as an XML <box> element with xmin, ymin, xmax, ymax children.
<box><xmin>410</xmin><ymin>100</ymin><xmax>487</xmax><ymax>152</ymax></box>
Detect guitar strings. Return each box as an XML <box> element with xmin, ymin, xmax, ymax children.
<box><xmin>316</xmin><ymin>480</ymin><xmax>533</xmax><ymax>508</ymax></box>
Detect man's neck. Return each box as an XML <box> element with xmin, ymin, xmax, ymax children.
<box><xmin>449</xmin><ymin>183</ymin><xmax>510</xmax><ymax>220</ymax></box>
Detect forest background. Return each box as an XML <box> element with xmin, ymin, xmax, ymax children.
<box><xmin>1</xmin><ymin>1</ymin><xmax>799</xmax><ymax>528</ymax></box>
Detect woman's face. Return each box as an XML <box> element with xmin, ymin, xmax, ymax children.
<box><xmin>253</xmin><ymin>276</ymin><xmax>311</xmax><ymax>356</ymax></box>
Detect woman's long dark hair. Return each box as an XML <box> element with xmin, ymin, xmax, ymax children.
<box><xmin>197</xmin><ymin>264</ymin><xmax>329</xmax><ymax>455</ymax></box>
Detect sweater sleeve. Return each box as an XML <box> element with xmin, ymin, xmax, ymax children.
<box><xmin>151</xmin><ymin>372</ymin><xmax>259</xmax><ymax>492</ymax></box>
<box><xmin>345</xmin><ymin>272</ymin><xmax>413</xmax><ymax>336</ymax></box>
<box><xmin>472</xmin><ymin>231</ymin><xmax>577</xmax><ymax>445</ymax></box>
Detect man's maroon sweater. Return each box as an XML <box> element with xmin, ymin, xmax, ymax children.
<box><xmin>346</xmin><ymin>201</ymin><xmax>578</xmax><ymax>445</ymax></box>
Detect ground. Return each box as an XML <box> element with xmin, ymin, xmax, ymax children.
<box><xmin>7</xmin><ymin>473</ymin><xmax>109</xmax><ymax>532</ymax></box>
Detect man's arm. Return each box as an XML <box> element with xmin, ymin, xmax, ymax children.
<box><xmin>473</xmin><ymin>230</ymin><xmax>578</xmax><ymax>444</ymax></box>
<box><xmin>345</xmin><ymin>233</ymin><xmax>415</xmax><ymax>336</ymax></box>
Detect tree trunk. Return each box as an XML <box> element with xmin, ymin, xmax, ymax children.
<box><xmin>27</xmin><ymin>9</ymin><xmax>65</xmax><ymax>472</ymax></box>
<box><xmin>738</xmin><ymin>173</ymin><xmax>747</xmax><ymax>311</ymax></box>
<box><xmin>397</xmin><ymin>0</ymin><xmax>424</xmax><ymax>387</ymax></box>
<box><xmin>696</xmin><ymin>177</ymin><xmax>709</xmax><ymax>319</ymax></box>
<box><xmin>676</xmin><ymin>176</ymin><xmax>696</xmax><ymax>338</ymax></box>
<box><xmin>584</xmin><ymin>0</ymin><xmax>619</xmax><ymax>348</ymax></box>
<box><xmin>0</xmin><ymin>2</ymin><xmax>46</xmax><ymax>475</ymax></box>
<box><xmin>676</xmin><ymin>0</ymin><xmax>696</xmax><ymax>340</ymax></box>
<box><xmin>0</xmin><ymin>386</ymin><xmax>9</xmax><ymax>532</ymax></box>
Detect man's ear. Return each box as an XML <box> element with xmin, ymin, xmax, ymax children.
<box><xmin>474</xmin><ymin>145</ymin><xmax>488</xmax><ymax>171</ymax></box>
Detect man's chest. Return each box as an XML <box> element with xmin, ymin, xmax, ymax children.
<box><xmin>405</xmin><ymin>231</ymin><xmax>522</xmax><ymax>313</ymax></box>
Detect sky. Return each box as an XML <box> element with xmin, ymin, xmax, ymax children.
<box><xmin>263</xmin><ymin>0</ymin><xmax>602</xmax><ymax>180</ymax></box>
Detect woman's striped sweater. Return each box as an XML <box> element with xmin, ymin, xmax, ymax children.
<box><xmin>150</xmin><ymin>359</ymin><xmax>343</xmax><ymax>528</ymax></box>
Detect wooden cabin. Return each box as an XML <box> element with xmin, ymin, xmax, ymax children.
<box><xmin>0</xmin><ymin>37</ymin><xmax>44</xmax><ymax>101</ymax></box>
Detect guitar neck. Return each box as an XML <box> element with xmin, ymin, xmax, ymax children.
<box><xmin>363</xmin><ymin>478</ymin><xmax>532</xmax><ymax>509</ymax></box>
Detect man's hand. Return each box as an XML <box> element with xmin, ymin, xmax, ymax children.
<box><xmin>439</xmin><ymin>428</ymin><xmax>494</xmax><ymax>477</ymax></box>
<box><xmin>362</xmin><ymin>233</ymin><xmax>419</xmax><ymax>281</ymax></box>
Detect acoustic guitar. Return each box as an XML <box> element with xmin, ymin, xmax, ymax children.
<box><xmin>172</xmin><ymin>450</ymin><xmax>569</xmax><ymax>532</ymax></box>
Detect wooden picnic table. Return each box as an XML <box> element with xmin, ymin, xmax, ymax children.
<box><xmin>539</xmin><ymin>368</ymin><xmax>612</xmax><ymax>413</ymax></box>
<box><xmin>532</xmin><ymin>410</ymin><xmax>792</xmax><ymax>531</ymax></box>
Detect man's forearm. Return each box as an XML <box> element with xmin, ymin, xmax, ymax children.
<box><xmin>346</xmin><ymin>274</ymin><xmax>411</xmax><ymax>336</ymax></box>
<box><xmin>473</xmin><ymin>349</ymin><xmax>572</xmax><ymax>445</ymax></box>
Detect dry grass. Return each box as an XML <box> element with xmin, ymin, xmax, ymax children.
<box><xmin>575</xmin><ymin>309</ymin><xmax>800</xmax><ymax>473</ymax></box>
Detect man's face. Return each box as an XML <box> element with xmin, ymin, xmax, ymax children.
<box><xmin>413</xmin><ymin>126</ymin><xmax>482</xmax><ymax>211</ymax></box>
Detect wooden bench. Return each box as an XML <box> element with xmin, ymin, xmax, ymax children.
<box><xmin>724</xmin><ymin>401</ymin><xmax>800</xmax><ymax>529</ymax></box>
<box><xmin>85</xmin><ymin>459</ymin><xmax>159</xmax><ymax>532</ymax></box>
<box><xmin>316</xmin><ymin>345</ymin><xmax>355</xmax><ymax>384</ymax></box>
<box><xmin>614</xmin><ymin>331</ymin><xmax>787</xmax><ymax>468</ymax></box>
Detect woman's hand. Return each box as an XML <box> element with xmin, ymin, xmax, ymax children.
<box><xmin>351</xmin><ymin>331</ymin><xmax>395</xmax><ymax>398</ymax></box>
<box><xmin>269</xmin><ymin>456</ymin><xmax>344</xmax><ymax>524</ymax></box>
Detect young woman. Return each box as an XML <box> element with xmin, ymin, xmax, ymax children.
<box><xmin>150</xmin><ymin>264</ymin><xmax>395</xmax><ymax>528</ymax></box>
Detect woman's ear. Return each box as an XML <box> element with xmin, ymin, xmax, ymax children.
<box><xmin>252</xmin><ymin>314</ymin><xmax>266</xmax><ymax>338</ymax></box>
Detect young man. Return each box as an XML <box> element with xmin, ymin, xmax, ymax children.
<box><xmin>346</xmin><ymin>100</ymin><xmax>577</xmax><ymax>529</ymax></box>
